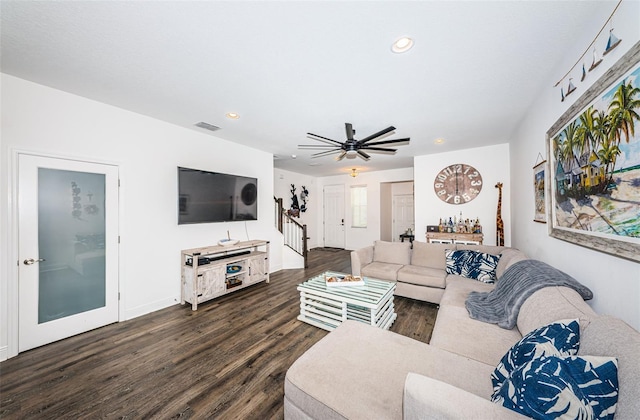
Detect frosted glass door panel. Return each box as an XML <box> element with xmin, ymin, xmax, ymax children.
<box><xmin>19</xmin><ymin>153</ymin><xmax>118</xmax><ymax>353</ymax></box>
<box><xmin>38</xmin><ymin>169</ymin><xmax>106</xmax><ymax>323</ymax></box>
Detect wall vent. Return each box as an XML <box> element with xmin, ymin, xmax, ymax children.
<box><xmin>195</xmin><ymin>122</ymin><xmax>221</xmax><ymax>132</ymax></box>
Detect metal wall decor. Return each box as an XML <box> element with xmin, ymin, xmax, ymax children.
<box><xmin>556</xmin><ymin>1</ymin><xmax>623</xmax><ymax>102</ymax></box>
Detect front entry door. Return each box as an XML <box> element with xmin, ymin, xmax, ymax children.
<box><xmin>323</xmin><ymin>185</ymin><xmax>345</xmax><ymax>248</ymax></box>
<box><xmin>18</xmin><ymin>154</ymin><xmax>119</xmax><ymax>352</ymax></box>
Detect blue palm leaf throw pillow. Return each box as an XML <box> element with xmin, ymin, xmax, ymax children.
<box><xmin>492</xmin><ymin>355</ymin><xmax>619</xmax><ymax>420</ymax></box>
<box><xmin>445</xmin><ymin>249</ymin><xmax>500</xmax><ymax>283</ymax></box>
<box><xmin>492</xmin><ymin>319</ymin><xmax>580</xmax><ymax>393</ymax></box>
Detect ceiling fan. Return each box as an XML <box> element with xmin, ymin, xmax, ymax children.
<box><xmin>298</xmin><ymin>123</ymin><xmax>410</xmax><ymax>161</ymax></box>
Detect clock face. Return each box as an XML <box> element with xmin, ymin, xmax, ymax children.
<box><xmin>433</xmin><ymin>164</ymin><xmax>483</xmax><ymax>205</ymax></box>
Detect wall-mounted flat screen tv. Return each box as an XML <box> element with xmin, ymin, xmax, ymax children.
<box><xmin>178</xmin><ymin>167</ymin><xmax>258</xmax><ymax>224</ymax></box>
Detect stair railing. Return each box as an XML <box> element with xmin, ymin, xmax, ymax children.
<box><xmin>274</xmin><ymin>196</ymin><xmax>308</xmax><ymax>268</ymax></box>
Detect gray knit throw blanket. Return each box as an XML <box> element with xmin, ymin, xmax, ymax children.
<box><xmin>465</xmin><ymin>259</ymin><xmax>593</xmax><ymax>329</ymax></box>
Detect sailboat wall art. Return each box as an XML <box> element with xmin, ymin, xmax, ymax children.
<box><xmin>546</xmin><ymin>41</ymin><xmax>640</xmax><ymax>263</ymax></box>
<box><xmin>603</xmin><ymin>28</ymin><xmax>622</xmax><ymax>56</ymax></box>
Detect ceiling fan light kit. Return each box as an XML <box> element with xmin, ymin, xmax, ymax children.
<box><xmin>299</xmin><ymin>122</ymin><xmax>410</xmax><ymax>162</ymax></box>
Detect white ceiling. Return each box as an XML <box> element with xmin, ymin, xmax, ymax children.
<box><xmin>1</xmin><ymin>1</ymin><xmax>614</xmax><ymax>176</ymax></box>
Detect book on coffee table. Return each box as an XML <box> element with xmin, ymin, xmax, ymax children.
<box><xmin>324</xmin><ymin>274</ymin><xmax>365</xmax><ymax>287</ymax></box>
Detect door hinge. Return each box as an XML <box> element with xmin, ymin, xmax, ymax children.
<box><xmin>118</xmin><ymin>292</ymin><xmax>121</xmax><ymax>301</ymax></box>
<box><xmin>118</xmin><ymin>236</ymin><xmax>121</xmax><ymax>243</ymax></box>
<box><xmin>118</xmin><ymin>179</ymin><xmax>121</xmax><ymax>187</ymax></box>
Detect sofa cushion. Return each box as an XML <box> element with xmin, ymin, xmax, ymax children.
<box><xmin>284</xmin><ymin>320</ymin><xmax>497</xmax><ymax>419</ymax></box>
<box><xmin>404</xmin><ymin>374</ymin><xmax>530</xmax><ymax>420</ymax></box>
<box><xmin>373</xmin><ymin>240</ymin><xmax>411</xmax><ymax>265</ymax></box>
<box><xmin>579</xmin><ymin>315</ymin><xmax>640</xmax><ymax>420</ymax></box>
<box><xmin>517</xmin><ymin>287</ymin><xmax>596</xmax><ymax>337</ymax></box>
<box><xmin>495</xmin><ymin>248</ymin><xmax>528</xmax><ymax>279</ymax></box>
<box><xmin>361</xmin><ymin>262</ymin><xmax>402</xmax><ymax>282</ymax></box>
<box><xmin>491</xmin><ymin>319</ymin><xmax>580</xmax><ymax>393</ymax></box>
<box><xmin>410</xmin><ymin>241</ymin><xmax>450</xmax><ymax>269</ymax></box>
<box><xmin>442</xmin><ymin>275</ymin><xmax>496</xmax><ymax>308</ymax></box>
<box><xmin>456</xmin><ymin>244</ymin><xmax>506</xmax><ymax>255</ymax></box>
<box><xmin>492</xmin><ymin>355</ymin><xmax>619</xmax><ymax>420</ymax></box>
<box><xmin>430</xmin><ymin>303</ymin><xmax>523</xmax><ymax>367</ymax></box>
<box><xmin>445</xmin><ymin>249</ymin><xmax>500</xmax><ymax>283</ymax></box>
<box><xmin>397</xmin><ymin>265</ymin><xmax>446</xmax><ymax>288</ymax></box>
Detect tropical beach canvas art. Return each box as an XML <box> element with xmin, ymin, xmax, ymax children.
<box><xmin>547</xmin><ymin>42</ymin><xmax>640</xmax><ymax>262</ymax></box>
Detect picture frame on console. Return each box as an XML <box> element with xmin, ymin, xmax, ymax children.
<box><xmin>546</xmin><ymin>41</ymin><xmax>640</xmax><ymax>262</ymax></box>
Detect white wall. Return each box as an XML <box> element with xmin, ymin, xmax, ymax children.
<box><xmin>317</xmin><ymin>167</ymin><xmax>414</xmax><ymax>250</ymax></box>
<box><xmin>273</xmin><ymin>168</ymin><xmax>319</xmax><ymax>249</ymax></box>
<box><xmin>0</xmin><ymin>74</ymin><xmax>279</xmax><ymax>359</ymax></box>
<box><xmin>414</xmin><ymin>144</ymin><xmax>511</xmax><ymax>246</ymax></box>
<box><xmin>510</xmin><ymin>0</ymin><xmax>640</xmax><ymax>330</ymax></box>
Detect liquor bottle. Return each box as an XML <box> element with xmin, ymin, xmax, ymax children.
<box><xmin>438</xmin><ymin>218</ymin><xmax>444</xmax><ymax>232</ymax></box>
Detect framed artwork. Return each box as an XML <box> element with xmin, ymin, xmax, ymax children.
<box><xmin>533</xmin><ymin>160</ymin><xmax>547</xmax><ymax>223</ymax></box>
<box><xmin>546</xmin><ymin>41</ymin><xmax>640</xmax><ymax>262</ymax></box>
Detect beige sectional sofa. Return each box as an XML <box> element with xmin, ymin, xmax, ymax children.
<box><xmin>351</xmin><ymin>240</ymin><xmax>526</xmax><ymax>304</ymax></box>
<box><xmin>285</xmin><ymin>243</ymin><xmax>640</xmax><ymax>419</ymax></box>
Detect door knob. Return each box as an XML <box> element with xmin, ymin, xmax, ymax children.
<box><xmin>23</xmin><ymin>258</ymin><xmax>46</xmax><ymax>265</ymax></box>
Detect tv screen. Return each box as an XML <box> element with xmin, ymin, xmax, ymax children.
<box><xmin>178</xmin><ymin>167</ymin><xmax>258</xmax><ymax>224</ymax></box>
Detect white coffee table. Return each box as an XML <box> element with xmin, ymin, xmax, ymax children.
<box><xmin>297</xmin><ymin>271</ymin><xmax>397</xmax><ymax>331</ymax></box>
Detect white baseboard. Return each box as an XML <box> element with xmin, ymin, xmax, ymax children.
<box><xmin>270</xmin><ymin>263</ymin><xmax>283</xmax><ymax>272</ymax></box>
<box><xmin>123</xmin><ymin>296</ymin><xmax>180</xmax><ymax>321</ymax></box>
<box><xmin>0</xmin><ymin>345</ymin><xmax>8</xmax><ymax>362</ymax></box>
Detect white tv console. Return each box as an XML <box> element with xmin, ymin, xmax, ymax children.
<box><xmin>181</xmin><ymin>240</ymin><xmax>270</xmax><ymax>310</ymax></box>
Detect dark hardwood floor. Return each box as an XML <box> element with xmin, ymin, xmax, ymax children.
<box><xmin>0</xmin><ymin>248</ymin><xmax>438</xmax><ymax>419</ymax></box>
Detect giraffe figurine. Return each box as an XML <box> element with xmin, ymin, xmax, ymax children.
<box><xmin>495</xmin><ymin>182</ymin><xmax>505</xmax><ymax>246</ymax></box>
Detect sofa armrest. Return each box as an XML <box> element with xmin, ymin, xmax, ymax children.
<box><xmin>404</xmin><ymin>373</ymin><xmax>528</xmax><ymax>419</ymax></box>
<box><xmin>351</xmin><ymin>246</ymin><xmax>374</xmax><ymax>277</ymax></box>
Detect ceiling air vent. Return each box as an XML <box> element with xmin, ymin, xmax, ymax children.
<box><xmin>195</xmin><ymin>122</ymin><xmax>221</xmax><ymax>132</ymax></box>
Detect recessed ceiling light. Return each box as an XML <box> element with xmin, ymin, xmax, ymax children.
<box><xmin>392</xmin><ymin>37</ymin><xmax>414</xmax><ymax>53</ymax></box>
<box><xmin>226</xmin><ymin>112</ymin><xmax>240</xmax><ymax>119</ymax></box>
<box><xmin>434</xmin><ymin>138</ymin><xmax>445</xmax><ymax>144</ymax></box>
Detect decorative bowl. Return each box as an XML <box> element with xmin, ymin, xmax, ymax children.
<box><xmin>227</xmin><ymin>264</ymin><xmax>242</xmax><ymax>274</ymax></box>
<box><xmin>218</xmin><ymin>238</ymin><xmax>239</xmax><ymax>247</ymax></box>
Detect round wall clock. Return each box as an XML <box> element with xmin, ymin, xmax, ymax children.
<box><xmin>433</xmin><ymin>163</ymin><xmax>483</xmax><ymax>204</ymax></box>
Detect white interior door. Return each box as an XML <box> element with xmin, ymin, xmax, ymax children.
<box><xmin>323</xmin><ymin>185</ymin><xmax>345</xmax><ymax>248</ymax></box>
<box><xmin>392</xmin><ymin>194</ymin><xmax>414</xmax><ymax>241</ymax></box>
<box><xmin>18</xmin><ymin>154</ymin><xmax>119</xmax><ymax>352</ymax></box>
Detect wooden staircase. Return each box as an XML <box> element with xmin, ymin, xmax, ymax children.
<box><xmin>274</xmin><ymin>197</ymin><xmax>308</xmax><ymax>268</ymax></box>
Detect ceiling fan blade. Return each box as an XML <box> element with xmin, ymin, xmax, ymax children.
<box><xmin>345</xmin><ymin>123</ymin><xmax>355</xmax><ymax>141</ymax></box>
<box><xmin>357</xmin><ymin>150</ymin><xmax>371</xmax><ymax>161</ymax></box>
<box><xmin>358</xmin><ymin>126</ymin><xmax>396</xmax><ymax>144</ymax></box>
<box><xmin>365</xmin><ymin>138</ymin><xmax>410</xmax><ymax>147</ymax></box>
<box><xmin>311</xmin><ymin>149</ymin><xmax>342</xmax><ymax>157</ymax></box>
<box><xmin>335</xmin><ymin>151</ymin><xmax>347</xmax><ymax>161</ymax></box>
<box><xmin>360</xmin><ymin>146</ymin><xmax>397</xmax><ymax>154</ymax></box>
<box><xmin>307</xmin><ymin>133</ymin><xmax>343</xmax><ymax>146</ymax></box>
<box><xmin>298</xmin><ymin>144</ymin><xmax>339</xmax><ymax>149</ymax></box>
